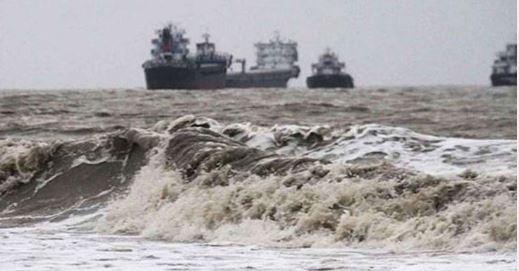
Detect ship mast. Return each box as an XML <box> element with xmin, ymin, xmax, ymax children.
<box><xmin>202</xmin><ymin>32</ymin><xmax>210</xmax><ymax>43</ymax></box>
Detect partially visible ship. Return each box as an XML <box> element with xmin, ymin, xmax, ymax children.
<box><xmin>226</xmin><ymin>32</ymin><xmax>300</xmax><ymax>88</ymax></box>
<box><xmin>306</xmin><ymin>48</ymin><xmax>354</xmax><ymax>88</ymax></box>
<box><xmin>491</xmin><ymin>44</ymin><xmax>517</xmax><ymax>86</ymax></box>
<box><xmin>142</xmin><ymin>24</ymin><xmax>231</xmax><ymax>90</ymax></box>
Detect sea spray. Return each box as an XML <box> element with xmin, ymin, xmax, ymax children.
<box><xmin>98</xmin><ymin>158</ymin><xmax>516</xmax><ymax>250</ymax></box>
<box><xmin>96</xmin><ymin>116</ymin><xmax>517</xmax><ymax>251</ymax></box>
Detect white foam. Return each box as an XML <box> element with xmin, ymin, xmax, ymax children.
<box><xmin>1</xmin><ymin>226</ymin><xmax>515</xmax><ymax>270</ymax></box>
<box><xmin>304</xmin><ymin>124</ymin><xmax>517</xmax><ymax>176</ymax></box>
<box><xmin>217</xmin><ymin>121</ymin><xmax>516</xmax><ymax>176</ymax></box>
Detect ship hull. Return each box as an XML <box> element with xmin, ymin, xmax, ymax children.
<box><xmin>306</xmin><ymin>74</ymin><xmax>354</xmax><ymax>88</ymax></box>
<box><xmin>144</xmin><ymin>65</ymin><xmax>226</xmax><ymax>90</ymax></box>
<box><xmin>490</xmin><ymin>73</ymin><xmax>517</xmax><ymax>86</ymax></box>
<box><xmin>225</xmin><ymin>70</ymin><xmax>297</xmax><ymax>88</ymax></box>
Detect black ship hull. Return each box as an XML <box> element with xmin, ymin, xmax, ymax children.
<box><xmin>226</xmin><ymin>69</ymin><xmax>299</xmax><ymax>88</ymax></box>
<box><xmin>490</xmin><ymin>73</ymin><xmax>517</xmax><ymax>86</ymax></box>
<box><xmin>306</xmin><ymin>74</ymin><xmax>354</xmax><ymax>88</ymax></box>
<box><xmin>145</xmin><ymin>64</ymin><xmax>226</xmax><ymax>90</ymax></box>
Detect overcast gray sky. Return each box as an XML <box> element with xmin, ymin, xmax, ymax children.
<box><xmin>0</xmin><ymin>0</ymin><xmax>516</xmax><ymax>89</ymax></box>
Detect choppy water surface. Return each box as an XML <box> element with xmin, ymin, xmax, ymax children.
<box><xmin>0</xmin><ymin>86</ymin><xmax>516</xmax><ymax>270</ymax></box>
<box><xmin>0</xmin><ymin>86</ymin><xmax>516</xmax><ymax>139</ymax></box>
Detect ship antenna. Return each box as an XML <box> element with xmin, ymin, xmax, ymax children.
<box><xmin>202</xmin><ymin>32</ymin><xmax>210</xmax><ymax>43</ymax></box>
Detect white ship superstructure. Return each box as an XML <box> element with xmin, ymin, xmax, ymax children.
<box><xmin>252</xmin><ymin>32</ymin><xmax>298</xmax><ymax>71</ymax></box>
<box><xmin>311</xmin><ymin>48</ymin><xmax>345</xmax><ymax>75</ymax></box>
<box><xmin>148</xmin><ymin>24</ymin><xmax>190</xmax><ymax>65</ymax></box>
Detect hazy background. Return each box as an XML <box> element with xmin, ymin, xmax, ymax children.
<box><xmin>0</xmin><ymin>0</ymin><xmax>516</xmax><ymax>89</ymax></box>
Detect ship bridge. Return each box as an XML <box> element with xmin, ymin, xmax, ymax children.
<box><xmin>253</xmin><ymin>32</ymin><xmax>298</xmax><ymax>70</ymax></box>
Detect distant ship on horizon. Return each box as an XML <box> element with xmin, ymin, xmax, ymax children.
<box><xmin>490</xmin><ymin>44</ymin><xmax>516</xmax><ymax>87</ymax></box>
<box><xmin>306</xmin><ymin>48</ymin><xmax>354</xmax><ymax>88</ymax></box>
<box><xmin>225</xmin><ymin>32</ymin><xmax>300</xmax><ymax>88</ymax></box>
<box><xmin>142</xmin><ymin>24</ymin><xmax>231</xmax><ymax>90</ymax></box>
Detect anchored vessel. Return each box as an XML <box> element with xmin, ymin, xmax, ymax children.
<box><xmin>491</xmin><ymin>44</ymin><xmax>517</xmax><ymax>87</ymax></box>
<box><xmin>142</xmin><ymin>24</ymin><xmax>231</xmax><ymax>90</ymax></box>
<box><xmin>306</xmin><ymin>48</ymin><xmax>354</xmax><ymax>88</ymax></box>
<box><xmin>226</xmin><ymin>33</ymin><xmax>300</xmax><ymax>88</ymax></box>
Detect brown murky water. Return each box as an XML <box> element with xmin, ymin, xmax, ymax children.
<box><xmin>0</xmin><ymin>86</ymin><xmax>516</xmax><ymax>139</ymax></box>
<box><xmin>0</xmin><ymin>86</ymin><xmax>516</xmax><ymax>270</ymax></box>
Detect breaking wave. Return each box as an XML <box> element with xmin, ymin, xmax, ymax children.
<box><xmin>0</xmin><ymin>115</ymin><xmax>516</xmax><ymax>251</ymax></box>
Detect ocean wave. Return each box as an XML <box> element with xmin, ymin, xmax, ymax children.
<box><xmin>0</xmin><ymin>116</ymin><xmax>516</xmax><ymax>251</ymax></box>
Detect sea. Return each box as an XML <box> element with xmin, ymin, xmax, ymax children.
<box><xmin>0</xmin><ymin>86</ymin><xmax>516</xmax><ymax>270</ymax></box>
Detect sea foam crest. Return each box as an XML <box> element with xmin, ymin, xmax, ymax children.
<box><xmin>96</xmin><ymin>116</ymin><xmax>517</xmax><ymax>251</ymax></box>
<box><xmin>0</xmin><ymin>139</ymin><xmax>56</xmax><ymax>195</ymax></box>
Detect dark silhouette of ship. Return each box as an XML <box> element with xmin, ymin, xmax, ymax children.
<box><xmin>306</xmin><ymin>48</ymin><xmax>354</xmax><ymax>88</ymax></box>
<box><xmin>491</xmin><ymin>44</ymin><xmax>517</xmax><ymax>86</ymax></box>
<box><xmin>226</xmin><ymin>32</ymin><xmax>300</xmax><ymax>88</ymax></box>
<box><xmin>143</xmin><ymin>24</ymin><xmax>231</xmax><ymax>90</ymax></box>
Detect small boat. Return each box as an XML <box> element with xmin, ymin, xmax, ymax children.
<box><xmin>306</xmin><ymin>48</ymin><xmax>354</xmax><ymax>88</ymax></box>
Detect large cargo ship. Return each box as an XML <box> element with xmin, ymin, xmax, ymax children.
<box><xmin>490</xmin><ymin>44</ymin><xmax>517</xmax><ymax>87</ymax></box>
<box><xmin>306</xmin><ymin>48</ymin><xmax>354</xmax><ymax>88</ymax></box>
<box><xmin>226</xmin><ymin>33</ymin><xmax>300</xmax><ymax>88</ymax></box>
<box><xmin>142</xmin><ymin>24</ymin><xmax>231</xmax><ymax>90</ymax></box>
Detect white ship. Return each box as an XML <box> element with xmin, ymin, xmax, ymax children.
<box><xmin>226</xmin><ymin>32</ymin><xmax>300</xmax><ymax>88</ymax></box>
